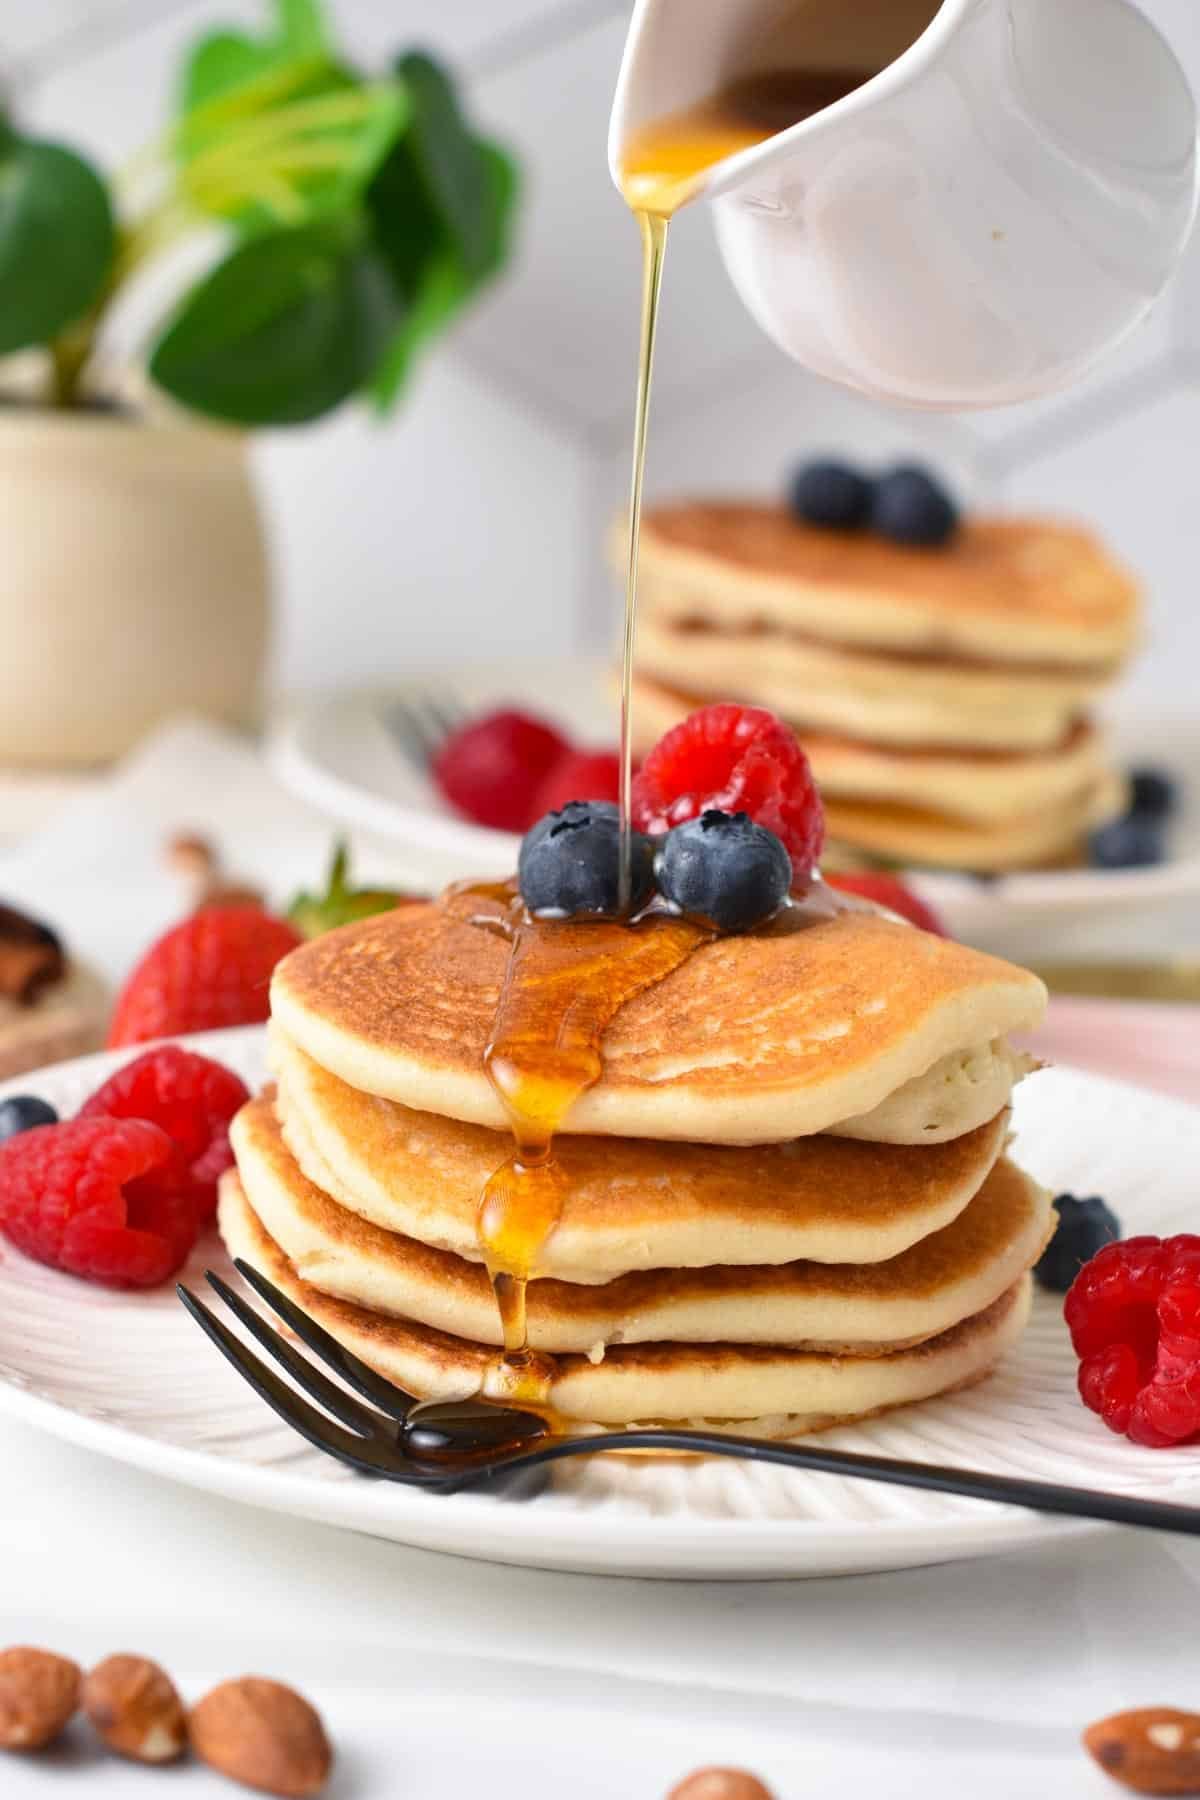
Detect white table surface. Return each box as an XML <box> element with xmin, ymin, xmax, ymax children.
<box><xmin>2</xmin><ymin>1413</ymin><xmax>1198</xmax><ymax>1798</ymax></box>
<box><xmin>0</xmin><ymin>719</ymin><xmax>1196</xmax><ymax>1798</ymax></box>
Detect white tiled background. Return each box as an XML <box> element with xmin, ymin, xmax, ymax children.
<box><xmin>4</xmin><ymin>0</ymin><xmax>1199</xmax><ymax>711</ymax></box>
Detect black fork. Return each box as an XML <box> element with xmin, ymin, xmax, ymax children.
<box><xmin>180</xmin><ymin>1263</ymin><xmax>1200</xmax><ymax>1533</ymax></box>
<box><xmin>382</xmin><ymin>691</ymin><xmax>468</xmax><ymax>772</ymax></box>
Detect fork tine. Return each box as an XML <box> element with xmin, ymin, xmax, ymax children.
<box><xmin>412</xmin><ymin>694</ymin><xmax>455</xmax><ymax>755</ymax></box>
<box><xmin>177</xmin><ymin>1285</ymin><xmax>408</xmax><ymax>1479</ymax></box>
<box><xmin>422</xmin><ymin>692</ymin><xmax>465</xmax><ymax>739</ymax></box>
<box><xmin>205</xmin><ymin>1271</ymin><xmax>381</xmax><ymax>1437</ymax></box>
<box><xmin>382</xmin><ymin>700</ymin><xmax>437</xmax><ymax>769</ymax></box>
<box><xmin>233</xmin><ymin>1258</ymin><xmax>416</xmax><ymax>1424</ymax></box>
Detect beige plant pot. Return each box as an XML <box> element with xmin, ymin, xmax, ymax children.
<box><xmin>0</xmin><ymin>411</ymin><xmax>269</xmax><ymax>765</ymax></box>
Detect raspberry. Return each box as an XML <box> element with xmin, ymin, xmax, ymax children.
<box><xmin>79</xmin><ymin>1046</ymin><xmax>249</xmax><ymax>1223</ymax></box>
<box><xmin>108</xmin><ymin>907</ymin><xmax>302</xmax><ymax>1049</ymax></box>
<box><xmin>433</xmin><ymin>710</ymin><xmax>569</xmax><ymax>833</ymax></box>
<box><xmin>631</xmin><ymin>704</ymin><xmax>824</xmax><ymax>883</ymax></box>
<box><xmin>1065</xmin><ymin>1235</ymin><xmax>1200</xmax><ymax>1447</ymax></box>
<box><xmin>0</xmin><ymin>1117</ymin><xmax>197</xmax><ymax>1288</ymax></box>
<box><xmin>528</xmin><ymin>750</ymin><xmax>622</xmax><ymax>825</ymax></box>
<box><xmin>826</xmin><ymin>871</ymin><xmax>945</xmax><ymax>935</ymax></box>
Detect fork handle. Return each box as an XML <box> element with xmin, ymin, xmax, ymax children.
<box><xmin>474</xmin><ymin>1429</ymin><xmax>1200</xmax><ymax>1537</ymax></box>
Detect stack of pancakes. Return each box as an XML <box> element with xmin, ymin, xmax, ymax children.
<box><xmin>624</xmin><ymin>502</ymin><xmax>1140</xmax><ymax>872</ymax></box>
<box><xmin>220</xmin><ymin>896</ymin><xmax>1053</xmax><ymax>1437</ymax></box>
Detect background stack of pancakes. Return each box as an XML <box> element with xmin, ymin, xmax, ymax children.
<box><xmin>220</xmin><ymin>896</ymin><xmax>1054</xmax><ymax>1437</ymax></box>
<box><xmin>625</xmin><ymin>502</ymin><xmax>1141</xmax><ymax>873</ymax></box>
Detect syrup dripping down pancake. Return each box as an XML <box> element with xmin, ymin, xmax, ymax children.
<box><xmin>219</xmin><ymin>1172</ymin><xmax>1034</xmax><ymax>1436</ymax></box>
<box><xmin>268</xmin><ymin>1031</ymin><xmax>1014</xmax><ymax>1276</ymax></box>
<box><xmin>232</xmin><ymin>1095</ymin><xmax>1051</xmax><ymax>1355</ymax></box>
<box><xmin>270</xmin><ymin>902</ymin><xmax>1045</xmax><ymax>1147</ymax></box>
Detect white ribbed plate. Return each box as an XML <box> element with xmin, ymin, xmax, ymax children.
<box><xmin>0</xmin><ymin>1029</ymin><xmax>1197</xmax><ymax>1580</ymax></box>
<box><xmin>269</xmin><ymin>675</ymin><xmax>1200</xmax><ymax>950</ymax></box>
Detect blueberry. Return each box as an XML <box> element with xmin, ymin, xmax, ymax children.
<box><xmin>1089</xmin><ymin>814</ymin><xmax>1164</xmax><ymax>870</ymax></box>
<box><xmin>0</xmin><ymin>1095</ymin><xmax>58</xmax><ymax>1141</ymax></box>
<box><xmin>655</xmin><ymin>810</ymin><xmax>792</xmax><ymax>932</ymax></box>
<box><xmin>1034</xmin><ymin>1193</ymin><xmax>1122</xmax><ymax>1294</ymax></box>
<box><xmin>1129</xmin><ymin>767</ymin><xmax>1177</xmax><ymax>823</ymax></box>
<box><xmin>518</xmin><ymin>801</ymin><xmax>654</xmax><ymax>918</ymax></box>
<box><xmin>789</xmin><ymin>459</ymin><xmax>874</xmax><ymax>530</ymax></box>
<box><xmin>870</xmin><ymin>464</ymin><xmax>959</xmax><ymax>547</ymax></box>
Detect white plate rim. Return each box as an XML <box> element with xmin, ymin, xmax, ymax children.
<box><xmin>268</xmin><ymin>683</ymin><xmax>1200</xmax><ymax>923</ymax></box>
<box><xmin>1</xmin><ymin>1029</ymin><xmax>1199</xmax><ymax>1580</ymax></box>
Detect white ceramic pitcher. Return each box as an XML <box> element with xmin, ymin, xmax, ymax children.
<box><xmin>609</xmin><ymin>0</ymin><xmax>1198</xmax><ymax>409</ymax></box>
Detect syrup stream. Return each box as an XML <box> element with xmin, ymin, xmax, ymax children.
<box><xmin>618</xmin><ymin>209</ymin><xmax>669</xmax><ymax>913</ymax></box>
<box><xmin>457</xmin><ymin>68</ymin><xmax>872</xmax><ymax>1421</ymax></box>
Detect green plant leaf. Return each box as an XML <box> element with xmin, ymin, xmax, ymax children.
<box><xmin>0</xmin><ymin>135</ymin><xmax>114</xmax><ymax>353</ymax></box>
<box><xmin>277</xmin><ymin>0</ymin><xmax>327</xmax><ymax>55</ymax></box>
<box><xmin>368</xmin><ymin>138</ymin><xmax>518</xmax><ymax>408</ymax></box>
<box><xmin>148</xmin><ymin>215</ymin><xmax>400</xmax><ymax>425</ymax></box>
<box><xmin>471</xmin><ymin>139</ymin><xmax>520</xmax><ymax>283</ymax></box>
<box><xmin>180</xmin><ymin>0</ymin><xmax>331</xmax><ymax>115</ymax></box>
<box><xmin>181</xmin><ymin>32</ymin><xmax>275</xmax><ymax>113</ymax></box>
<box><xmin>368</xmin><ymin>253</ymin><xmax>464</xmax><ymax>407</ymax></box>
<box><xmin>394</xmin><ymin>51</ymin><xmax>497</xmax><ymax>277</ymax></box>
<box><xmin>181</xmin><ymin>80</ymin><xmax>407</xmax><ymax>230</ymax></box>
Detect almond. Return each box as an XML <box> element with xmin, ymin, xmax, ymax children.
<box><xmin>1084</xmin><ymin>1708</ymin><xmax>1200</xmax><ymax>1794</ymax></box>
<box><xmin>667</xmin><ymin>1771</ymin><xmax>776</xmax><ymax>1800</ymax></box>
<box><xmin>0</xmin><ymin>1646</ymin><xmax>80</xmax><ymax>1750</ymax></box>
<box><xmin>83</xmin><ymin>1654</ymin><xmax>187</xmax><ymax>1764</ymax></box>
<box><xmin>190</xmin><ymin>1676</ymin><xmax>331</xmax><ymax>1797</ymax></box>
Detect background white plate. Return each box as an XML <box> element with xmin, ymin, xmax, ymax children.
<box><xmin>0</xmin><ymin>1030</ymin><xmax>1197</xmax><ymax>1580</ymax></box>
<box><xmin>269</xmin><ymin>669</ymin><xmax>1200</xmax><ymax>952</ymax></box>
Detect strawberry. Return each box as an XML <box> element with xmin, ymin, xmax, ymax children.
<box><xmin>108</xmin><ymin>907</ymin><xmax>303</xmax><ymax>1048</ymax></box>
<box><xmin>527</xmin><ymin>750</ymin><xmax>622</xmax><ymax>824</ymax></box>
<box><xmin>825</xmin><ymin>871</ymin><xmax>946</xmax><ymax>935</ymax></box>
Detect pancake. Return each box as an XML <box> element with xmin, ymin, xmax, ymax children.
<box><xmin>233</xmin><ymin>1095</ymin><xmax>1052</xmax><ymax>1355</ymax></box>
<box><xmin>631</xmin><ymin>502</ymin><xmax>1141</xmax><ymax>667</ymax></box>
<box><xmin>267</xmin><ymin>1034</ymin><xmax>1012</xmax><ymax>1275</ymax></box>
<box><xmin>822</xmin><ymin>771</ymin><xmax>1125</xmax><ymax>873</ymax></box>
<box><xmin>629</xmin><ymin>673</ymin><xmax>1108</xmax><ymax>826</ymax></box>
<box><xmin>271</xmin><ymin>902</ymin><xmax>1046</xmax><ymax>1147</ymax></box>
<box><xmin>219</xmin><ymin>1172</ymin><xmax>1033</xmax><ymax>1433</ymax></box>
<box><xmin>635</xmin><ymin>613</ymin><xmax>1108</xmax><ymax>752</ymax></box>
<box><xmin>832</xmin><ymin>1039</ymin><xmax>1035</xmax><ymax>1145</ymax></box>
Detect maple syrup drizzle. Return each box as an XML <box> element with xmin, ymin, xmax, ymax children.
<box><xmin>617</xmin><ymin>205</ymin><xmax>668</xmax><ymax>913</ymax></box>
<box><xmin>467</xmin><ymin>885</ymin><xmax>706</xmax><ymax>1406</ymax></box>
<box><xmin>615</xmin><ymin>67</ymin><xmax>871</xmax><ymax>903</ymax></box>
<box><xmin>429</xmin><ymin>70</ymin><xmax>877</xmax><ymax>1437</ymax></box>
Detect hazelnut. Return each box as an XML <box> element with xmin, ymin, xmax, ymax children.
<box><xmin>667</xmin><ymin>1771</ymin><xmax>777</xmax><ymax>1800</ymax></box>
<box><xmin>0</xmin><ymin>906</ymin><xmax>64</xmax><ymax>1005</ymax></box>
<box><xmin>1084</xmin><ymin>1707</ymin><xmax>1200</xmax><ymax>1794</ymax></box>
<box><xmin>0</xmin><ymin>1646</ymin><xmax>80</xmax><ymax>1750</ymax></box>
<box><xmin>167</xmin><ymin>833</ymin><xmax>219</xmax><ymax>886</ymax></box>
<box><xmin>195</xmin><ymin>883</ymin><xmax>268</xmax><ymax>914</ymax></box>
<box><xmin>83</xmin><ymin>1653</ymin><xmax>187</xmax><ymax>1764</ymax></box>
<box><xmin>190</xmin><ymin>1676</ymin><xmax>332</xmax><ymax>1797</ymax></box>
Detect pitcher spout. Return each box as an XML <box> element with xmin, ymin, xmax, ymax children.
<box><xmin>609</xmin><ymin>0</ymin><xmax>947</xmax><ymax>210</ymax></box>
